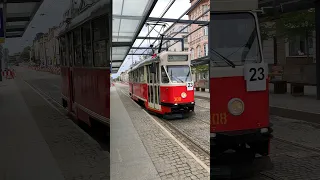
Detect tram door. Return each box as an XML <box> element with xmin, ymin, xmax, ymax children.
<box><xmin>148</xmin><ymin>63</ymin><xmax>161</xmax><ymax>110</ymax></box>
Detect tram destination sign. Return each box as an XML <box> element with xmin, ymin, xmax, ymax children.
<box><xmin>0</xmin><ymin>8</ymin><xmax>4</xmax><ymax>43</ymax></box>
<box><xmin>244</xmin><ymin>63</ymin><xmax>268</xmax><ymax>92</ymax></box>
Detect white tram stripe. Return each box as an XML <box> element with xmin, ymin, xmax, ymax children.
<box><xmin>120</xmin><ymin>89</ymin><xmax>210</xmax><ymax>173</ymax></box>
<box><xmin>211</xmin><ymin>66</ymin><xmax>244</xmax><ymax>77</ymax></box>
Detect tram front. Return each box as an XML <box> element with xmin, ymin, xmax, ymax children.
<box><xmin>210</xmin><ymin>0</ymin><xmax>273</xmax><ymax>166</ymax></box>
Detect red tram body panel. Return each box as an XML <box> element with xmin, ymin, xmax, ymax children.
<box><xmin>210</xmin><ymin>75</ymin><xmax>269</xmax><ymax>132</ymax></box>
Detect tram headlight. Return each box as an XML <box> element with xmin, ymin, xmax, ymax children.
<box><xmin>228</xmin><ymin>98</ymin><xmax>244</xmax><ymax>116</ymax></box>
<box><xmin>181</xmin><ymin>92</ymin><xmax>187</xmax><ymax>99</ymax></box>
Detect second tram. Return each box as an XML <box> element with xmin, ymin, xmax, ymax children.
<box><xmin>210</xmin><ymin>0</ymin><xmax>273</xmax><ymax>172</ymax></box>
<box><xmin>128</xmin><ymin>51</ymin><xmax>195</xmax><ymax>115</ymax></box>
<box><xmin>59</xmin><ymin>0</ymin><xmax>111</xmax><ymax>130</ymax></box>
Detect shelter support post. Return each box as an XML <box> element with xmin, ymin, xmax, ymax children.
<box><xmin>316</xmin><ymin>0</ymin><xmax>320</xmax><ymax>100</ymax></box>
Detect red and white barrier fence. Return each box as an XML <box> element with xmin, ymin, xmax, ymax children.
<box><xmin>1</xmin><ymin>69</ymin><xmax>16</xmax><ymax>79</ymax></box>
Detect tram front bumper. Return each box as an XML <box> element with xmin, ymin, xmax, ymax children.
<box><xmin>211</xmin><ymin>126</ymin><xmax>273</xmax><ymax>146</ymax></box>
<box><xmin>160</xmin><ymin>102</ymin><xmax>195</xmax><ymax>113</ymax></box>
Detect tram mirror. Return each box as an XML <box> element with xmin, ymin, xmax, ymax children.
<box><xmin>150</xmin><ymin>63</ymin><xmax>156</xmax><ymax>74</ymax></box>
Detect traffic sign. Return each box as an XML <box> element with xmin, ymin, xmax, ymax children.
<box><xmin>0</xmin><ymin>8</ymin><xmax>4</xmax><ymax>43</ymax></box>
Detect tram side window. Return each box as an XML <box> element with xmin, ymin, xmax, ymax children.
<box><xmin>93</xmin><ymin>16</ymin><xmax>107</xmax><ymax>67</ymax></box>
<box><xmin>67</xmin><ymin>33</ymin><xmax>73</xmax><ymax>67</ymax></box>
<box><xmin>82</xmin><ymin>23</ymin><xmax>92</xmax><ymax>66</ymax></box>
<box><xmin>60</xmin><ymin>36</ymin><xmax>66</xmax><ymax>66</ymax></box>
<box><xmin>139</xmin><ymin>67</ymin><xmax>144</xmax><ymax>83</ymax></box>
<box><xmin>73</xmin><ymin>28</ymin><xmax>82</xmax><ymax>66</ymax></box>
<box><xmin>161</xmin><ymin>66</ymin><xmax>169</xmax><ymax>83</ymax></box>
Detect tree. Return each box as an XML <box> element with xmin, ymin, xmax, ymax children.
<box><xmin>259</xmin><ymin>9</ymin><xmax>315</xmax><ymax>41</ymax></box>
<box><xmin>20</xmin><ymin>46</ymin><xmax>31</xmax><ymax>62</ymax></box>
<box><xmin>191</xmin><ymin>64</ymin><xmax>208</xmax><ymax>74</ymax></box>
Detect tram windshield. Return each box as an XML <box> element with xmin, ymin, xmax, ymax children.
<box><xmin>167</xmin><ymin>65</ymin><xmax>192</xmax><ymax>83</ymax></box>
<box><xmin>210</xmin><ymin>12</ymin><xmax>261</xmax><ymax>66</ymax></box>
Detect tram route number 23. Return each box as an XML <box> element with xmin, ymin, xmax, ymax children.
<box><xmin>244</xmin><ymin>63</ymin><xmax>267</xmax><ymax>92</ymax></box>
<box><xmin>211</xmin><ymin>112</ymin><xmax>227</xmax><ymax>125</ymax></box>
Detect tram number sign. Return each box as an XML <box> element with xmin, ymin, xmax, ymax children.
<box><xmin>244</xmin><ymin>63</ymin><xmax>268</xmax><ymax>92</ymax></box>
<box><xmin>187</xmin><ymin>82</ymin><xmax>194</xmax><ymax>91</ymax></box>
<box><xmin>211</xmin><ymin>112</ymin><xmax>227</xmax><ymax>125</ymax></box>
<box><xmin>174</xmin><ymin>97</ymin><xmax>182</xmax><ymax>102</ymax></box>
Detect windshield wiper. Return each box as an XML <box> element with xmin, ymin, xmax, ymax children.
<box><xmin>210</xmin><ymin>48</ymin><xmax>236</xmax><ymax>68</ymax></box>
<box><xmin>185</xmin><ymin>70</ymin><xmax>190</xmax><ymax>82</ymax></box>
<box><xmin>170</xmin><ymin>69</ymin><xmax>183</xmax><ymax>83</ymax></box>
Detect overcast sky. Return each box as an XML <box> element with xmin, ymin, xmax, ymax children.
<box><xmin>3</xmin><ymin>0</ymin><xmax>69</xmax><ymax>54</ymax></box>
<box><xmin>112</xmin><ymin>0</ymin><xmax>191</xmax><ymax>78</ymax></box>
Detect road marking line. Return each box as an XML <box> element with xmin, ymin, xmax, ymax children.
<box><xmin>22</xmin><ymin>79</ymin><xmax>65</xmax><ymax>116</ymax></box>
<box><xmin>119</xmin><ymin>88</ymin><xmax>210</xmax><ymax>173</ymax></box>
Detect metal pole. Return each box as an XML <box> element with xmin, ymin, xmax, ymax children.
<box><xmin>316</xmin><ymin>0</ymin><xmax>320</xmax><ymax>99</ymax></box>
<box><xmin>154</xmin><ymin>9</ymin><xmax>210</xmax><ymax>50</ymax></box>
<box><xmin>137</xmin><ymin>0</ymin><xmax>204</xmax><ymax>54</ymax></box>
<box><xmin>0</xmin><ymin>2</ymin><xmax>6</xmax><ymax>82</ymax></box>
<box><xmin>132</xmin><ymin>0</ymin><xmax>176</xmax><ymax>54</ymax></box>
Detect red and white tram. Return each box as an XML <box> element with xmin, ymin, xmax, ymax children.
<box><xmin>59</xmin><ymin>0</ymin><xmax>111</xmax><ymax>130</ymax></box>
<box><xmin>128</xmin><ymin>51</ymin><xmax>195</xmax><ymax>115</ymax></box>
<box><xmin>210</xmin><ymin>0</ymin><xmax>272</xmax><ymax>171</ymax></box>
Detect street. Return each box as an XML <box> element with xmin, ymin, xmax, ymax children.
<box><xmin>15</xmin><ymin>67</ymin><xmax>320</xmax><ymax>180</ymax></box>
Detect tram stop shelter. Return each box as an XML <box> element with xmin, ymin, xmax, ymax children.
<box><xmin>1</xmin><ymin>0</ymin><xmax>42</xmax><ymax>38</ymax></box>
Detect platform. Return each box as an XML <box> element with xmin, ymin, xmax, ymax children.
<box><xmin>0</xmin><ymin>77</ymin><xmax>110</xmax><ymax>180</ymax></box>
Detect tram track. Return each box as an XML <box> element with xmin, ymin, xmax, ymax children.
<box><xmin>119</xmin><ymin>87</ymin><xmax>210</xmax><ymax>167</ymax></box>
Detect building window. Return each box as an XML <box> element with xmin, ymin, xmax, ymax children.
<box><xmin>184</xmin><ymin>37</ymin><xmax>188</xmax><ymax>43</ymax></box>
<box><xmin>204</xmin><ymin>43</ymin><xmax>208</xmax><ymax>56</ymax></box>
<box><xmin>190</xmin><ymin>48</ymin><xmax>194</xmax><ymax>60</ymax></box>
<box><xmin>202</xmin><ymin>4</ymin><xmax>209</xmax><ymax>12</ymax></box>
<box><xmin>289</xmin><ymin>35</ymin><xmax>313</xmax><ymax>56</ymax></box>
<box><xmin>204</xmin><ymin>26</ymin><xmax>208</xmax><ymax>36</ymax></box>
<box><xmin>82</xmin><ymin>23</ymin><xmax>92</xmax><ymax>66</ymax></box>
<box><xmin>93</xmin><ymin>16</ymin><xmax>108</xmax><ymax>67</ymax></box>
<box><xmin>197</xmin><ymin>45</ymin><xmax>201</xmax><ymax>58</ymax></box>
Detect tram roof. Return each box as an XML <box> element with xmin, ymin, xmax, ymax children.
<box><xmin>112</xmin><ymin>0</ymin><xmax>158</xmax><ymax>74</ymax></box>
<box><xmin>4</xmin><ymin>0</ymin><xmax>43</xmax><ymax>39</ymax></box>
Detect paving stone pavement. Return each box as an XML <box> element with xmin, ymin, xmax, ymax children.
<box><xmin>116</xmin><ymin>88</ymin><xmax>210</xmax><ymax>180</ymax></box>
<box><xmin>15</xmin><ymin>78</ymin><xmax>110</xmax><ymax>180</ymax></box>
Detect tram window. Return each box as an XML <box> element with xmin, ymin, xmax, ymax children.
<box><xmin>161</xmin><ymin>66</ymin><xmax>169</xmax><ymax>83</ymax></box>
<box><xmin>82</xmin><ymin>23</ymin><xmax>93</xmax><ymax>66</ymax></box>
<box><xmin>93</xmin><ymin>16</ymin><xmax>107</xmax><ymax>40</ymax></box>
<box><xmin>67</xmin><ymin>33</ymin><xmax>73</xmax><ymax>67</ymax></box>
<box><xmin>73</xmin><ymin>28</ymin><xmax>82</xmax><ymax>66</ymax></box>
<box><xmin>93</xmin><ymin>16</ymin><xmax>107</xmax><ymax>67</ymax></box>
<box><xmin>60</xmin><ymin>36</ymin><xmax>66</xmax><ymax>66</ymax></box>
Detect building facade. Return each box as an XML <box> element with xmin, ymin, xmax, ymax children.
<box><xmin>163</xmin><ymin>23</ymin><xmax>189</xmax><ymax>52</ymax></box>
<box><xmin>120</xmin><ymin>70</ymin><xmax>129</xmax><ymax>82</ymax></box>
<box><xmin>188</xmin><ymin>0</ymin><xmax>209</xmax><ymax>60</ymax></box>
<box><xmin>32</xmin><ymin>27</ymin><xmax>60</xmax><ymax>67</ymax></box>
